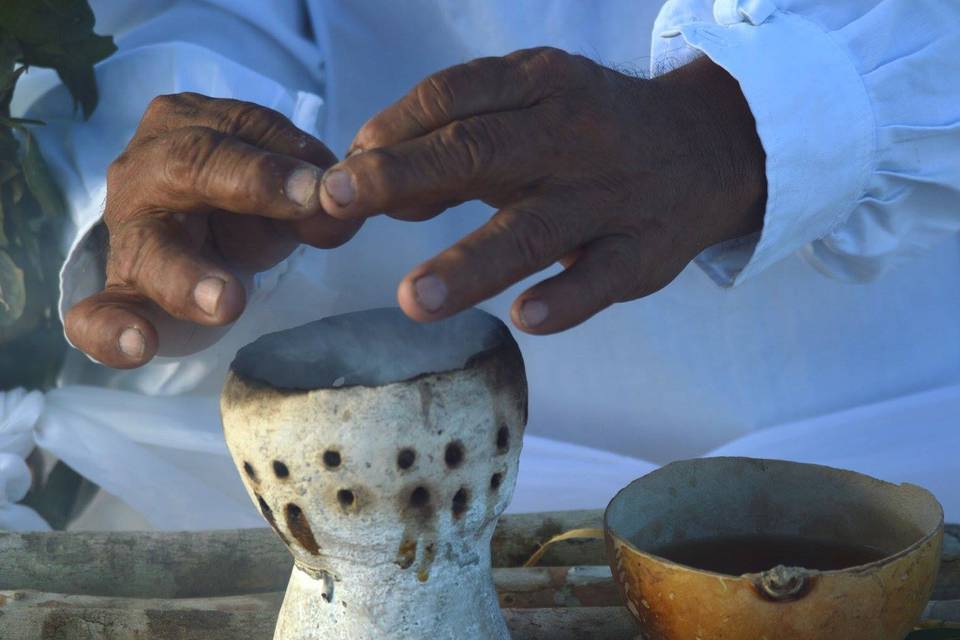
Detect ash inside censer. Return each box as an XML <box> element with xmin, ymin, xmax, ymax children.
<box><xmin>231</xmin><ymin>307</ymin><xmax>509</xmax><ymax>390</ymax></box>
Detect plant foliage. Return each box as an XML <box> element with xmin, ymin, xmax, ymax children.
<box><xmin>0</xmin><ymin>0</ymin><xmax>115</xmax><ymax>390</ymax></box>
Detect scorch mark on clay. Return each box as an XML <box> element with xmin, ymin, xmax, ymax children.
<box><xmin>396</xmin><ymin>539</ymin><xmax>417</xmax><ymax>569</ymax></box>
<box><xmin>418</xmin><ymin>543</ymin><xmax>437</xmax><ymax>582</ymax></box>
<box><xmin>256</xmin><ymin>494</ymin><xmax>290</xmax><ymax>545</ymax></box>
<box><xmin>285</xmin><ymin>503</ymin><xmax>320</xmax><ymax>554</ymax></box>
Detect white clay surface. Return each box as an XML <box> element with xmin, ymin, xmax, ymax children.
<box><xmin>221</xmin><ymin>308</ymin><xmax>527</xmax><ymax>640</ymax></box>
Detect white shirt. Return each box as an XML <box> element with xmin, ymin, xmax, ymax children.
<box><xmin>3</xmin><ymin>0</ymin><xmax>959</xmax><ymax>530</ymax></box>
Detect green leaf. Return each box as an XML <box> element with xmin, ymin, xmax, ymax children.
<box><xmin>19</xmin><ymin>129</ymin><xmax>63</xmax><ymax>217</ymax></box>
<box><xmin>0</xmin><ymin>0</ymin><xmax>117</xmax><ymax>118</ymax></box>
<box><xmin>0</xmin><ymin>126</ymin><xmax>17</xmax><ymax>163</ymax></box>
<box><xmin>0</xmin><ymin>161</ymin><xmax>17</xmax><ymax>185</ymax></box>
<box><xmin>49</xmin><ymin>60</ymin><xmax>101</xmax><ymax>119</ymax></box>
<box><xmin>0</xmin><ymin>0</ymin><xmax>97</xmax><ymax>45</ymax></box>
<box><xmin>0</xmin><ymin>189</ymin><xmax>6</xmax><ymax>247</ymax></box>
<box><xmin>9</xmin><ymin>173</ymin><xmax>22</xmax><ymax>204</ymax></box>
<box><xmin>0</xmin><ymin>248</ymin><xmax>25</xmax><ymax>326</ymax></box>
<box><xmin>0</xmin><ymin>57</ymin><xmax>25</xmax><ymax>114</ymax></box>
<box><xmin>0</xmin><ymin>115</ymin><xmax>45</xmax><ymax>127</ymax></box>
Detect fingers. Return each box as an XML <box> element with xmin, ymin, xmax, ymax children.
<box><xmin>136</xmin><ymin>94</ymin><xmax>359</xmax><ymax>244</ymax></box>
<box><xmin>138</xmin><ymin>93</ymin><xmax>338</xmax><ymax>169</ymax></box>
<box><xmin>509</xmin><ymin>237</ymin><xmax>638</xmax><ymax>334</ymax></box>
<box><xmin>208</xmin><ymin>213</ymin><xmax>299</xmax><ymax>271</ymax></box>
<box><xmin>110</xmin><ymin>126</ymin><xmax>326</xmax><ymax>221</ymax></box>
<box><xmin>351</xmin><ymin>47</ymin><xmax>578</xmax><ymax>152</ymax></box>
<box><xmin>321</xmin><ymin>109</ymin><xmax>546</xmax><ymax>221</ymax></box>
<box><xmin>288</xmin><ymin>213</ymin><xmax>363</xmax><ymax>249</ymax></box>
<box><xmin>396</xmin><ymin>201</ymin><xmax>587</xmax><ymax>321</ymax></box>
<box><xmin>65</xmin><ymin>289</ymin><xmax>159</xmax><ymax>369</ymax></box>
<box><xmin>510</xmin><ymin>235</ymin><xmax>684</xmax><ymax>335</ymax></box>
<box><xmin>108</xmin><ymin>216</ymin><xmax>246</xmax><ymax>326</ymax></box>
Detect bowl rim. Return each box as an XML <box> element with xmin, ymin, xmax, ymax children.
<box><xmin>228</xmin><ymin>307</ymin><xmax>519</xmax><ymax>392</ymax></box>
<box><xmin>603</xmin><ymin>456</ymin><xmax>945</xmax><ymax>580</ymax></box>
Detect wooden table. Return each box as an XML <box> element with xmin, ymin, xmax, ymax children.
<box><xmin>1</xmin><ymin>510</ymin><xmax>957</xmax><ymax>639</ymax></box>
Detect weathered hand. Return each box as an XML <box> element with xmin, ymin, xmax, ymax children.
<box><xmin>320</xmin><ymin>49</ymin><xmax>766</xmax><ymax>334</ymax></box>
<box><xmin>66</xmin><ymin>93</ymin><xmax>361</xmax><ymax>368</ymax></box>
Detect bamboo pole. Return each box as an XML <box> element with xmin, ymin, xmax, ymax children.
<box><xmin>0</xmin><ymin>527</ymin><xmax>292</xmax><ymax>598</ymax></box>
<box><xmin>1</xmin><ymin>516</ymin><xmax>956</xmax><ymax>602</ymax></box>
<box><xmin>0</xmin><ymin>591</ymin><xmax>640</xmax><ymax>640</ymax></box>
<box><xmin>0</xmin><ymin>510</ymin><xmax>608</xmax><ymax>598</ymax></box>
<box><xmin>3</xmin><ymin>590</ymin><xmax>958</xmax><ymax>640</ymax></box>
<box><xmin>0</xmin><ymin>590</ymin><xmax>282</xmax><ymax>640</ymax></box>
<box><xmin>494</xmin><ymin>566</ymin><xmax>619</xmax><ymax>608</ymax></box>
<box><xmin>491</xmin><ymin>509</ymin><xmax>607</xmax><ymax>567</ymax></box>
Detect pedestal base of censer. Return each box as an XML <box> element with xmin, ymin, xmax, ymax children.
<box><xmin>274</xmin><ymin>529</ymin><xmax>508</xmax><ymax>639</ymax></box>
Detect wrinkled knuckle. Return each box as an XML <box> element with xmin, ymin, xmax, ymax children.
<box><xmin>356</xmin><ymin>117</ymin><xmax>390</xmax><ymax>149</ymax></box>
<box><xmin>340</xmin><ymin>148</ymin><xmax>397</xmax><ymax>204</ymax></box>
<box><xmin>417</xmin><ymin>72</ymin><xmax>458</xmax><ymax>122</ymax></box>
<box><xmin>144</xmin><ymin>94</ymin><xmax>182</xmax><ymax>122</ymax></box>
<box><xmin>441</xmin><ymin>120</ymin><xmax>495</xmax><ymax>174</ymax></box>
<box><xmin>530</xmin><ymin>47</ymin><xmax>571</xmax><ymax>72</ymax></box>
<box><xmin>241</xmin><ymin>153</ymin><xmax>282</xmax><ymax>206</ymax></box>
<box><xmin>462</xmin><ymin>56</ymin><xmax>509</xmax><ymax>85</ymax></box>
<box><xmin>108</xmin><ymin>225</ymin><xmax>152</xmax><ymax>286</ymax></box>
<box><xmin>105</xmin><ymin>152</ymin><xmax>141</xmax><ymax>224</ymax></box>
<box><xmin>106</xmin><ymin>152</ymin><xmax>132</xmax><ymax>187</ymax></box>
<box><xmin>525</xmin><ymin>47</ymin><xmax>594</xmax><ymax>88</ymax></box>
<box><xmin>217</xmin><ymin>101</ymin><xmax>287</xmax><ymax>141</ymax></box>
<box><xmin>359</xmin><ymin>148</ymin><xmax>400</xmax><ymax>187</ymax></box>
<box><xmin>499</xmin><ymin>210</ymin><xmax>558</xmax><ymax>268</ymax></box>
<box><xmin>567</xmin><ymin>53</ymin><xmax>594</xmax><ymax>69</ymax></box>
<box><xmin>176</xmin><ymin>91</ymin><xmax>209</xmax><ymax>105</ymax></box>
<box><xmin>162</xmin><ymin>127</ymin><xmax>222</xmax><ymax>189</ymax></box>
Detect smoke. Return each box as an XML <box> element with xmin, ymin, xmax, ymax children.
<box><xmin>231</xmin><ymin>307</ymin><xmax>508</xmax><ymax>390</ymax></box>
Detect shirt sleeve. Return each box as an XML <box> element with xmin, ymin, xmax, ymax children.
<box><xmin>651</xmin><ymin>0</ymin><xmax>960</xmax><ymax>286</ymax></box>
<box><xmin>11</xmin><ymin>3</ymin><xmax>328</xmax><ymax>357</ymax></box>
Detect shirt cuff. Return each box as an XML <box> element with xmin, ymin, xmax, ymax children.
<box><xmin>662</xmin><ymin>6</ymin><xmax>875</xmax><ymax>286</ymax></box>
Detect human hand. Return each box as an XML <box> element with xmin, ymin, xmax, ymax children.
<box><xmin>320</xmin><ymin>49</ymin><xmax>766</xmax><ymax>334</ymax></box>
<box><xmin>65</xmin><ymin>93</ymin><xmax>361</xmax><ymax>368</ymax></box>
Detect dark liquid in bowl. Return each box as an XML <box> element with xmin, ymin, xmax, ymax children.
<box><xmin>650</xmin><ymin>535</ymin><xmax>888</xmax><ymax>575</ymax></box>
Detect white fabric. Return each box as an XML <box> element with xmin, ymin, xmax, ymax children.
<box><xmin>708</xmin><ymin>383</ymin><xmax>960</xmax><ymax>510</ymax></box>
<box><xmin>0</xmin><ymin>389</ymin><xmax>50</xmax><ymax>530</ymax></box>
<box><xmin>0</xmin><ymin>386</ymin><xmax>263</xmax><ymax>531</ymax></box>
<box><xmin>517</xmin><ymin>381</ymin><xmax>960</xmax><ymax>516</ymax></box>
<box><xmin>655</xmin><ymin>0</ymin><xmax>960</xmax><ymax>285</ymax></box>
<box><xmin>4</xmin><ymin>0</ymin><xmax>959</xmax><ymax>529</ymax></box>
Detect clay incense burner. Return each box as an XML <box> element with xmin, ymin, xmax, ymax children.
<box><xmin>221</xmin><ymin>308</ymin><xmax>527</xmax><ymax>639</ymax></box>
<box><xmin>606</xmin><ymin>457</ymin><xmax>944</xmax><ymax>640</ymax></box>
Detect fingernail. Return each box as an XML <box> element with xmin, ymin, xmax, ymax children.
<box><xmin>324</xmin><ymin>169</ymin><xmax>355</xmax><ymax>206</ymax></box>
<box><xmin>285</xmin><ymin>166</ymin><xmax>321</xmax><ymax>207</ymax></box>
<box><xmin>119</xmin><ymin>327</ymin><xmax>145</xmax><ymax>359</ymax></box>
<box><xmin>414</xmin><ymin>274</ymin><xmax>447</xmax><ymax>313</ymax></box>
<box><xmin>520</xmin><ymin>299</ymin><xmax>549</xmax><ymax>328</ymax></box>
<box><xmin>346</xmin><ymin>147</ymin><xmax>364</xmax><ymax>158</ymax></box>
<box><xmin>194</xmin><ymin>277</ymin><xmax>225</xmax><ymax>315</ymax></box>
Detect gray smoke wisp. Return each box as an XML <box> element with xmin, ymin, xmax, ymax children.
<box><xmin>231</xmin><ymin>307</ymin><xmax>508</xmax><ymax>390</ymax></box>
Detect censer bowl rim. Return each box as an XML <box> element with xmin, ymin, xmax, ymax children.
<box><xmin>229</xmin><ymin>306</ymin><xmax>518</xmax><ymax>392</ymax></box>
